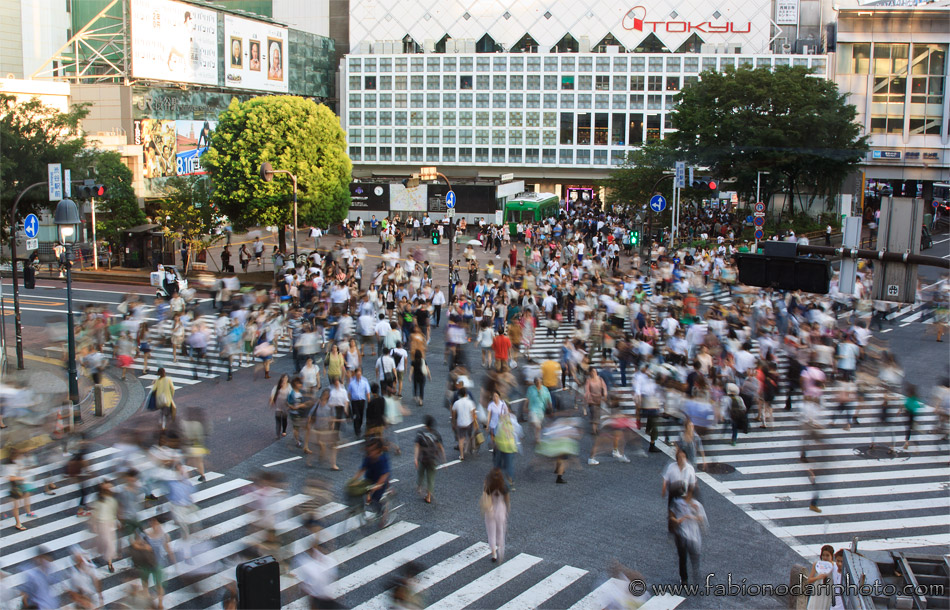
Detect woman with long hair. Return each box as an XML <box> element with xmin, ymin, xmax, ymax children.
<box><xmin>411</xmin><ymin>349</ymin><xmax>430</xmax><ymax>406</ymax></box>
<box><xmin>270</xmin><ymin>374</ymin><xmax>291</xmax><ymax>439</ymax></box>
<box><xmin>482</xmin><ymin>468</ymin><xmax>510</xmax><ymax>563</ymax></box>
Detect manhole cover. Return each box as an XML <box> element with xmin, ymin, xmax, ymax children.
<box><xmin>854</xmin><ymin>444</ymin><xmax>905</xmax><ymax>459</ymax></box>
<box><xmin>702</xmin><ymin>462</ymin><xmax>736</xmax><ymax>475</ymax></box>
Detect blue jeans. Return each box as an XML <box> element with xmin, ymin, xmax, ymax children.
<box><xmin>493</xmin><ymin>450</ymin><xmax>515</xmax><ymax>482</ymax></box>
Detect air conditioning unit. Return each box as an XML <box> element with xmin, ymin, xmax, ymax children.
<box><xmin>358</xmin><ymin>41</ymin><xmax>371</xmax><ymax>54</ymax></box>
<box><xmin>579</xmin><ymin>36</ymin><xmax>591</xmax><ymax>52</ymax></box>
<box><xmin>606</xmin><ymin>45</ymin><xmax>620</xmax><ymax>54</ymax></box>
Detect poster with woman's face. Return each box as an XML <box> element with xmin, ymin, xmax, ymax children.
<box><xmin>230</xmin><ymin>37</ymin><xmax>243</xmax><ymax>68</ymax></box>
<box><xmin>249</xmin><ymin>40</ymin><xmax>260</xmax><ymax>71</ymax></box>
<box><xmin>267</xmin><ymin>38</ymin><xmax>283</xmax><ymax>82</ymax></box>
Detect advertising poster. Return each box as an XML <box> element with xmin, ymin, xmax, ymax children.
<box><xmin>134</xmin><ymin>119</ymin><xmax>178</xmax><ymax>179</ymax></box>
<box><xmin>130</xmin><ymin>0</ymin><xmax>218</xmax><ymax>86</ymax></box>
<box><xmin>175</xmin><ymin>120</ymin><xmax>216</xmax><ymax>175</ymax></box>
<box><xmin>390</xmin><ymin>183</ymin><xmax>427</xmax><ymax>213</ymax></box>
<box><xmin>349</xmin><ymin>183</ymin><xmax>390</xmax><ymax>211</ymax></box>
<box><xmin>776</xmin><ymin>0</ymin><xmax>800</xmax><ymax>24</ymax></box>
<box><xmin>224</xmin><ymin>15</ymin><xmax>289</xmax><ymax>93</ymax></box>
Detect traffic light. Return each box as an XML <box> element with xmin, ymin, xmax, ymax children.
<box><xmin>76</xmin><ymin>184</ymin><xmax>106</xmax><ymax>199</ymax></box>
<box><xmin>431</xmin><ymin>229</ymin><xmax>440</xmax><ymax>245</ymax></box>
<box><xmin>690</xmin><ymin>177</ymin><xmax>718</xmax><ymax>190</ymax></box>
<box><xmin>629</xmin><ymin>230</ymin><xmax>640</xmax><ymax>246</ymax></box>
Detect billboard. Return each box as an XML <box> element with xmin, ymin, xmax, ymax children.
<box><xmin>349</xmin><ymin>183</ymin><xmax>390</xmax><ymax>211</ymax></box>
<box><xmin>224</xmin><ymin>15</ymin><xmax>289</xmax><ymax>93</ymax></box>
<box><xmin>176</xmin><ymin>120</ymin><xmax>216</xmax><ymax>175</ymax></box>
<box><xmin>134</xmin><ymin>119</ymin><xmax>178</xmax><ymax>179</ymax></box>
<box><xmin>130</xmin><ymin>0</ymin><xmax>218</xmax><ymax>86</ymax></box>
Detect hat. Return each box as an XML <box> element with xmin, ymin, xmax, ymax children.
<box><xmin>726</xmin><ymin>383</ymin><xmax>740</xmax><ymax>395</ymax></box>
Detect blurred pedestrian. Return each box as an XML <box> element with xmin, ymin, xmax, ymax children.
<box><xmin>481</xmin><ymin>468</ymin><xmax>510</xmax><ymax>563</ymax></box>
<box><xmin>90</xmin><ymin>480</ymin><xmax>119</xmax><ymax>572</ymax></box>
<box><xmin>414</xmin><ymin>415</ymin><xmax>444</xmax><ymax>504</ymax></box>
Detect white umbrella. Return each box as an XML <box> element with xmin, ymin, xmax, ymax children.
<box><xmin>467</xmin><ymin>239</ymin><xmax>482</xmax><ymax>245</ymax></box>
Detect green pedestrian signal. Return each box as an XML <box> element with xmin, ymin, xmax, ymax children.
<box><xmin>629</xmin><ymin>230</ymin><xmax>640</xmax><ymax>246</ymax></box>
<box><xmin>431</xmin><ymin>229</ymin><xmax>440</xmax><ymax>245</ymax></box>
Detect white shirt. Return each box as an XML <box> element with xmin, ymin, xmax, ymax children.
<box><xmin>294</xmin><ymin>548</ymin><xmax>338</xmax><ymax>599</ymax></box>
<box><xmin>431</xmin><ymin>290</ymin><xmax>446</xmax><ymax>306</ymax></box>
<box><xmin>452</xmin><ymin>397</ymin><xmax>476</xmax><ymax>427</ymax></box>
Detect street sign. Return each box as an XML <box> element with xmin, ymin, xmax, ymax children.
<box><xmin>23</xmin><ymin>214</ymin><xmax>39</xmax><ymax>239</ymax></box>
<box><xmin>674</xmin><ymin>161</ymin><xmax>686</xmax><ymax>188</ymax></box>
<box><xmin>445</xmin><ymin>190</ymin><xmax>456</xmax><ymax>209</ymax></box>
<box><xmin>887</xmin><ymin>284</ymin><xmax>899</xmax><ymax>297</ymax></box>
<box><xmin>935</xmin><ymin>200</ymin><xmax>940</xmax><ymax>208</ymax></box>
<box><xmin>25</xmin><ymin>238</ymin><xmax>38</xmax><ymax>251</ymax></box>
<box><xmin>495</xmin><ymin>210</ymin><xmax>503</xmax><ymax>225</ymax></box>
<box><xmin>754</xmin><ymin>229</ymin><xmax>765</xmax><ymax>240</ymax></box>
<box><xmin>753</xmin><ymin>216</ymin><xmax>765</xmax><ymax>227</ymax></box>
<box><xmin>447</xmin><ymin>208</ymin><xmax>456</xmax><ymax>218</ymax></box>
<box><xmin>500</xmin><ymin>173</ymin><xmax>514</xmax><ymax>182</ymax></box>
<box><xmin>48</xmin><ymin>163</ymin><xmax>63</xmax><ymax>201</ymax></box>
<box><xmin>649</xmin><ymin>195</ymin><xmax>667</xmax><ymax>213</ymax></box>
<box><xmin>64</xmin><ymin>169</ymin><xmax>71</xmax><ymax>197</ymax></box>
<box><xmin>754</xmin><ymin>202</ymin><xmax>765</xmax><ymax>213</ymax></box>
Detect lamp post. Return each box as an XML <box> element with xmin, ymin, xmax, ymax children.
<box><xmin>418</xmin><ymin>167</ymin><xmax>455</xmax><ymax>297</ymax></box>
<box><xmin>54</xmin><ymin>198</ymin><xmax>82</xmax><ymax>412</ymax></box>
<box><xmin>756</xmin><ymin>171</ymin><xmax>770</xmax><ymax>209</ymax></box>
<box><xmin>259</xmin><ymin>162</ymin><xmax>299</xmax><ymax>264</ymax></box>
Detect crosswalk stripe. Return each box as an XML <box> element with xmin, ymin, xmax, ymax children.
<box><xmin>641</xmin><ymin>593</ymin><xmax>688</xmax><ymax>609</ymax></box>
<box><xmin>704</xmin><ymin>446</ymin><xmax>942</xmax><ymax>463</ymax></box>
<box><xmin>758</xmin><ymin>497</ymin><xmax>949</xmax><ymax>520</ymax></box>
<box><xmin>780</xmin><ymin>514</ymin><xmax>950</xmax><ymax>538</ymax></box>
<box><xmin>791</xmin><ymin>533</ymin><xmax>950</xmax><ymax>558</ymax></box>
<box><xmin>734</xmin><ymin>455</ymin><xmax>940</xmax><ymax>475</ymax></box>
<box><xmin>495</xmin><ymin>565</ymin><xmax>588</xmax><ymax>610</ymax></box>
<box><xmin>426</xmin><ymin>553</ymin><xmax>543</xmax><ymax>610</ymax></box>
<box><xmin>352</xmin><ymin>543</ymin><xmax>492</xmax><ymax>610</ymax></box>
<box><xmin>567</xmin><ymin>579</ymin><xmax>613</xmax><ymax>610</ymax></box>
<box><xmin>699</xmin><ymin>433</ymin><xmax>945</xmax><ymax>451</ymax></box>
<box><xmin>732</xmin><ymin>481</ymin><xmax>950</xmax><ymax>505</ymax></box>
<box><xmin>724</xmin><ymin>467</ymin><xmax>950</xmax><ymax>491</ymax></box>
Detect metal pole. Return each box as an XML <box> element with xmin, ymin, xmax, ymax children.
<box><xmin>292</xmin><ymin>176</ymin><xmax>299</xmax><ymax>264</ymax></box>
<box><xmin>756</xmin><ymin>172</ymin><xmax>761</xmax><ymax>207</ymax></box>
<box><xmin>91</xmin><ymin>197</ymin><xmax>98</xmax><ymax>270</ymax></box>
<box><xmin>9</xmin><ymin>182</ymin><xmax>47</xmax><ymax>370</ymax></box>
<box><xmin>438</xmin><ymin>173</ymin><xmax>455</xmax><ymax>298</ymax></box>
<box><xmin>64</xmin><ymin>244</ymin><xmax>80</xmax><ymax>406</ymax></box>
<box><xmin>794</xmin><ymin>244</ymin><xmax>950</xmax><ymax>269</ymax></box>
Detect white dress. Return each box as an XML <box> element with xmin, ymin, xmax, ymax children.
<box><xmin>806</xmin><ymin>560</ymin><xmax>835</xmax><ymax>610</ymax></box>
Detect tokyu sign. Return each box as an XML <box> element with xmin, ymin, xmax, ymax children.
<box><xmin>623</xmin><ymin>6</ymin><xmax>752</xmax><ymax>33</ymax></box>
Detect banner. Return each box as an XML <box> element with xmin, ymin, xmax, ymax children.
<box><xmin>130</xmin><ymin>0</ymin><xmax>218</xmax><ymax>86</ymax></box>
<box><xmin>134</xmin><ymin>119</ymin><xmax>178</xmax><ymax>179</ymax></box>
<box><xmin>775</xmin><ymin>0</ymin><xmax>799</xmax><ymax>24</ymax></box>
<box><xmin>176</xmin><ymin>120</ymin><xmax>216</xmax><ymax>175</ymax></box>
<box><xmin>224</xmin><ymin>15</ymin><xmax>289</xmax><ymax>93</ymax></box>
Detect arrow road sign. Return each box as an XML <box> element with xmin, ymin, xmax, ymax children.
<box><xmin>650</xmin><ymin>195</ymin><xmax>667</xmax><ymax>213</ymax></box>
<box><xmin>23</xmin><ymin>214</ymin><xmax>39</xmax><ymax>239</ymax></box>
<box><xmin>445</xmin><ymin>190</ymin><xmax>456</xmax><ymax>209</ymax></box>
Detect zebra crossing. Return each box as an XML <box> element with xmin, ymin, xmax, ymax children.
<box><xmin>0</xmin><ymin>448</ymin><xmax>685</xmax><ymax>610</ymax></box>
<box><xmin>526</xmin><ymin>319</ymin><xmax>950</xmax><ymax>561</ymax></box>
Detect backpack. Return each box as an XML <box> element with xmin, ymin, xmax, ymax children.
<box><xmin>391</xmin><ymin>350</ymin><xmax>404</xmax><ymax>368</ymax></box>
<box><xmin>417</xmin><ymin>431</ymin><xmax>439</xmax><ymax>464</ymax></box>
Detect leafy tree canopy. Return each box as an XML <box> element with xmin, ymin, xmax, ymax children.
<box><xmin>0</xmin><ymin>94</ymin><xmax>88</xmax><ymax>230</ymax></box>
<box><xmin>203</xmin><ymin>96</ymin><xmax>352</xmax><ymax>243</ymax></box>
<box><xmin>153</xmin><ymin>175</ymin><xmax>224</xmax><ymax>271</ymax></box>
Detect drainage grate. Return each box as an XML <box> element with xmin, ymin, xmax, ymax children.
<box><xmin>703</xmin><ymin>462</ymin><xmax>736</xmax><ymax>475</ymax></box>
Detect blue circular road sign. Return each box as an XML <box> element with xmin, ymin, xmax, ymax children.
<box><xmin>754</xmin><ymin>229</ymin><xmax>765</xmax><ymax>240</ymax></box>
<box><xmin>753</xmin><ymin>216</ymin><xmax>765</xmax><ymax>227</ymax></box>
<box><xmin>649</xmin><ymin>195</ymin><xmax>667</xmax><ymax>213</ymax></box>
<box><xmin>23</xmin><ymin>214</ymin><xmax>39</xmax><ymax>239</ymax></box>
<box><xmin>445</xmin><ymin>190</ymin><xmax>456</xmax><ymax>209</ymax></box>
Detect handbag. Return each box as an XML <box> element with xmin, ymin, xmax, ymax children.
<box><xmin>145</xmin><ymin>390</ymin><xmax>158</xmax><ymax>412</ymax></box>
<box><xmin>473</xmin><ymin>430</ymin><xmax>485</xmax><ymax>447</ymax></box>
<box><xmin>479</xmin><ymin>491</ymin><xmax>492</xmax><ymax>514</ymax></box>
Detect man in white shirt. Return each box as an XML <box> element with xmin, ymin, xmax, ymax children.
<box><xmin>451</xmin><ymin>388</ymin><xmax>478</xmax><ymax>460</ymax></box>
<box><xmin>431</xmin><ymin>287</ymin><xmax>446</xmax><ymax>327</ymax></box>
<box><xmin>375</xmin><ymin>350</ymin><xmax>397</xmax><ymax>393</ymax></box>
<box><xmin>391</xmin><ymin>342</ymin><xmax>409</xmax><ymax>395</ymax></box>
<box><xmin>309</xmin><ymin>226</ymin><xmax>322</xmax><ymax>249</ymax></box>
<box><xmin>374</xmin><ymin>314</ymin><xmax>391</xmax><ymax>356</ymax></box>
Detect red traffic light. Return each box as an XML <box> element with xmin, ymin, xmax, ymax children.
<box><xmin>96</xmin><ymin>185</ymin><xmax>105</xmax><ymax>196</ymax></box>
<box><xmin>707</xmin><ymin>181</ymin><xmax>717</xmax><ymax>190</ymax></box>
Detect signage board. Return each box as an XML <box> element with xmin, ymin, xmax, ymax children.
<box><xmin>754</xmin><ymin>229</ymin><xmax>764</xmax><ymax>240</ymax></box>
<box><xmin>650</xmin><ymin>195</ymin><xmax>667</xmax><ymax>213</ymax></box>
<box><xmin>753</xmin><ymin>216</ymin><xmax>765</xmax><ymax>227</ymax></box>
<box><xmin>48</xmin><ymin>163</ymin><xmax>62</xmax><ymax>201</ymax></box>
<box><xmin>224</xmin><ymin>15</ymin><xmax>289</xmax><ymax>93</ymax></box>
<box><xmin>23</xmin><ymin>214</ymin><xmax>39</xmax><ymax>239</ymax></box>
<box><xmin>175</xmin><ymin>120</ymin><xmax>216</xmax><ymax>175</ymax></box>
<box><xmin>872</xmin><ymin>150</ymin><xmax>902</xmax><ymax>160</ymax></box>
<box><xmin>349</xmin><ymin>183</ymin><xmax>390</xmax><ymax>211</ymax></box>
<box><xmin>64</xmin><ymin>169</ymin><xmax>72</xmax><ymax>197</ymax></box>
<box><xmin>495</xmin><ymin>210</ymin><xmax>503</xmax><ymax>225</ymax></box>
<box><xmin>445</xmin><ymin>190</ymin><xmax>456</xmax><ymax>209</ymax></box>
<box><xmin>776</xmin><ymin>0</ymin><xmax>799</xmax><ymax>24</ymax></box>
<box><xmin>500</xmin><ymin>173</ymin><xmax>514</xmax><ymax>182</ymax></box>
<box><xmin>130</xmin><ymin>0</ymin><xmax>218</xmax><ymax>86</ymax></box>
<box><xmin>674</xmin><ymin>161</ymin><xmax>686</xmax><ymax>189</ymax></box>
<box><xmin>754</xmin><ymin>202</ymin><xmax>765</xmax><ymax>213</ymax></box>
<box><xmin>25</xmin><ymin>238</ymin><xmax>38</xmax><ymax>250</ymax></box>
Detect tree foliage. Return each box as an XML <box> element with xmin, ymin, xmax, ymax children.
<box><xmin>0</xmin><ymin>94</ymin><xmax>88</xmax><ymax>230</ymax></box>
<box><xmin>663</xmin><ymin>66</ymin><xmax>868</xmax><ymax>214</ymax></box>
<box><xmin>76</xmin><ymin>150</ymin><xmax>146</xmax><ymax>246</ymax></box>
<box><xmin>601</xmin><ymin>141</ymin><xmax>677</xmax><ymax>214</ymax></box>
<box><xmin>153</xmin><ymin>176</ymin><xmax>223</xmax><ymax>271</ymax></box>
<box><xmin>203</xmin><ymin>96</ymin><xmax>352</xmax><ymax>247</ymax></box>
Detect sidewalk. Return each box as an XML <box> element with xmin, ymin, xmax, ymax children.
<box><xmin>1</xmin><ymin>349</ymin><xmax>145</xmax><ymax>457</ymax></box>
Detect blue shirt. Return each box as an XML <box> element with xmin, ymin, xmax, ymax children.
<box><xmin>20</xmin><ymin>561</ymin><xmax>57</xmax><ymax>609</ymax></box>
<box><xmin>347</xmin><ymin>376</ymin><xmax>371</xmax><ymax>401</ymax></box>
<box><xmin>165</xmin><ymin>476</ymin><xmax>194</xmax><ymax>507</ymax></box>
<box><xmin>361</xmin><ymin>452</ymin><xmax>390</xmax><ymax>485</ymax></box>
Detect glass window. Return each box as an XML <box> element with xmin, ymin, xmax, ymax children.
<box><xmin>510</xmin><ymin>56</ymin><xmax>523</xmax><ymax>71</ymax></box>
<box><xmin>395</xmin><ymin>112</ymin><xmax>407</xmax><ymax>126</ymax></box>
<box><xmin>628</xmin><ymin>114</ymin><xmax>643</xmax><ymax>144</ymax></box>
<box><xmin>560</xmin><ymin>112</ymin><xmax>574</xmax><ymax>145</ymax></box>
<box><xmin>510</xmin><ymin>112</ymin><xmax>523</xmax><ymax>127</ymax></box>
<box><xmin>666</xmin><ymin>57</ymin><xmax>681</xmax><ymax>71</ymax></box>
<box><xmin>579</xmin><ymin>57</ymin><xmax>593</xmax><ymax>72</ymax></box>
<box><xmin>443</xmin><ymin>130</ymin><xmax>456</xmax><ymax>144</ymax></box>
<box><xmin>647</xmin><ymin>95</ymin><xmax>662</xmax><ymax>110</ymax></box>
<box><xmin>349</xmin><ymin>76</ymin><xmax>361</xmax><ymax>90</ymax></box>
<box><xmin>578</xmin><ymin>94</ymin><xmax>591</xmax><ymax>109</ymax></box>
<box><xmin>379</xmin><ymin>147</ymin><xmax>392</xmax><ymax>161</ymax></box>
<box><xmin>596</xmin><ymin>57</ymin><xmax>610</xmax><ymax>72</ymax></box>
<box><xmin>526</xmin><ymin>131</ymin><xmax>540</xmax><ymax>145</ymax></box>
<box><xmin>647</xmin><ymin>114</ymin><xmax>661</xmax><ymax>140</ymax></box>
<box><xmin>443</xmin><ymin>57</ymin><xmax>456</xmax><ymax>71</ymax></box>
<box><xmin>410</xmin><ymin>111</ymin><xmax>423</xmax><ymax>125</ymax></box>
<box><xmin>475</xmin><ymin>147</ymin><xmax>489</xmax><ymax>162</ymax></box>
<box><xmin>629</xmin><ymin>95</ymin><xmax>643</xmax><ymax>109</ymax></box>
<box><xmin>379</xmin><ymin>129</ymin><xmax>391</xmax><ymax>143</ymax></box>
<box><xmin>494</xmin><ymin>75</ymin><xmax>506</xmax><ymax>89</ymax></box>
<box><xmin>380</xmin><ymin>75</ymin><xmax>393</xmax><ymax>90</ymax></box>
<box><xmin>349</xmin><ymin>146</ymin><xmax>361</xmax><ymax>160</ymax></box>
<box><xmin>459</xmin><ymin>112</ymin><xmax>473</xmax><ymax>126</ymax></box>
<box><xmin>684</xmin><ymin>57</ymin><xmax>699</xmax><ymax>73</ymax></box>
<box><xmin>493</xmin><ymin>56</ymin><xmax>506</xmax><ymax>71</ymax></box>
<box><xmin>527</xmin><ymin>75</ymin><xmax>541</xmax><ymax>90</ymax></box>
<box><xmin>395</xmin><ymin>57</ymin><xmax>407</xmax><ymax>72</ymax></box>
<box><xmin>443</xmin><ymin>111</ymin><xmax>457</xmax><ymax>126</ymax></box>
<box><xmin>492</xmin><ymin>111</ymin><xmax>506</xmax><ymax>126</ymax></box>
<box><xmin>425</xmin><ymin>94</ymin><xmax>438</xmax><ymax>108</ymax></box>
<box><xmin>630</xmin><ymin>57</ymin><xmax>645</xmax><ymax>72</ymax></box>
<box><xmin>612</xmin><ymin>94</ymin><xmax>626</xmax><ymax>109</ymax></box>
<box><xmin>364</xmin><ymin>129</ymin><xmax>376</xmax><ymax>143</ymax></box>
<box><xmin>363</xmin><ymin>58</ymin><xmax>376</xmax><ymax>72</ymax></box>
<box><xmin>613</xmin><ymin>76</ymin><xmax>627</xmax><ymax>90</ymax></box>
<box><xmin>510</xmin><ymin>93</ymin><xmax>523</xmax><ymax>108</ymax></box>
<box><xmin>683</xmin><ymin>76</ymin><xmax>699</xmax><ymax>88</ymax></box>
<box><xmin>756</xmin><ymin>57</ymin><xmax>772</xmax><ymax>69</ymax></box>
<box><xmin>442</xmin><ymin>75</ymin><xmax>455</xmax><ymax>90</ymax></box>
<box><xmin>459</xmin><ymin>148</ymin><xmax>472</xmax><ymax>162</ymax></box>
<box><xmin>666</xmin><ymin>77</ymin><xmax>680</xmax><ymax>91</ymax></box>
<box><xmin>527</xmin><ymin>56</ymin><xmax>541</xmax><ymax>71</ymax></box>
<box><xmin>426</xmin><ymin>76</ymin><xmax>439</xmax><ymax>90</ymax></box>
<box><xmin>476</xmin><ymin>111</ymin><xmax>489</xmax><ymax>126</ymax></box>
<box><xmin>427</xmin><ymin>57</ymin><xmax>440</xmax><ymax>72</ymax></box>
<box><xmin>526</xmin><ymin>112</ymin><xmax>541</xmax><ymax>127</ymax></box>
<box><xmin>527</xmin><ymin>94</ymin><xmax>541</xmax><ymax>108</ymax></box>
<box><xmin>410</xmin><ymin>147</ymin><xmax>423</xmax><ymax>162</ymax></box>
<box><xmin>427</xmin><ymin>110</ymin><xmax>440</xmax><ymax>125</ymax></box>
<box><xmin>476</xmin><ymin>93</ymin><xmax>490</xmax><ymax>108</ymax></box>
<box><xmin>443</xmin><ymin>93</ymin><xmax>456</xmax><ymax>107</ymax></box>
<box><xmin>702</xmin><ymin>57</ymin><xmax>717</xmax><ymax>72</ymax></box>
<box><xmin>559</xmin><ymin>149</ymin><xmax>573</xmax><ymax>164</ymax></box>
<box><xmin>411</xmin><ymin>57</ymin><xmax>423</xmax><ymax>72</ymax></box>
<box><xmin>544</xmin><ymin>75</ymin><xmax>558</xmax><ymax>90</ymax></box>
<box><xmin>380</xmin><ymin>58</ymin><xmax>392</xmax><ymax>72</ymax></box>
<box><xmin>578</xmin><ymin>75</ymin><xmax>592</xmax><ymax>90</ymax></box>
<box><xmin>379</xmin><ymin>110</ymin><xmax>392</xmax><ymax>125</ymax></box>
<box><xmin>561</xmin><ymin>56</ymin><xmax>575</xmax><ymax>71</ymax></box>
<box><xmin>411</xmin><ymin>75</ymin><xmax>424</xmax><ymax>90</ymax></box>
<box><xmin>525</xmin><ymin>148</ymin><xmax>539</xmax><ymax>164</ymax></box>
<box><xmin>364</xmin><ymin>94</ymin><xmax>377</xmax><ymax>108</ymax></box>
<box><xmin>543</xmin><ymin>148</ymin><xmax>556</xmax><ymax>164</ymax></box>
<box><xmin>594</xmin><ymin>150</ymin><xmax>607</xmax><ymax>165</ymax></box>
<box><xmin>613</xmin><ymin>57</ymin><xmax>627</xmax><ymax>71</ymax></box>
<box><xmin>648</xmin><ymin>76</ymin><xmax>662</xmax><ymax>91</ymax></box>
<box><xmin>442</xmin><ymin>148</ymin><xmax>455</xmax><ymax>162</ymax></box>
<box><xmin>460</xmin><ymin>93</ymin><xmax>473</xmax><ymax>108</ymax></box>
<box><xmin>508</xmin><ymin>130</ymin><xmax>522</xmax><ymax>145</ymax></box>
<box><xmin>561</xmin><ymin>94</ymin><xmax>574</xmax><ymax>109</ymax></box>
<box><xmin>649</xmin><ymin>57</ymin><xmax>663</xmax><ymax>72</ymax></box>
<box><xmin>560</xmin><ymin>75</ymin><xmax>574</xmax><ymax>90</ymax></box>
<box><xmin>477</xmin><ymin>74</ymin><xmax>490</xmax><ymax>89</ymax></box>
<box><xmin>395</xmin><ymin>75</ymin><xmax>407</xmax><ymax>90</ymax></box>
<box><xmin>410</xmin><ymin>129</ymin><xmax>423</xmax><ymax>143</ymax></box>
<box><xmin>509</xmin><ymin>149</ymin><xmax>522</xmax><ymax>163</ymax></box>
<box><xmin>395</xmin><ymin>147</ymin><xmax>407</xmax><ymax>162</ymax></box>
<box><xmin>596</xmin><ymin>75</ymin><xmax>610</xmax><ymax>91</ymax></box>
<box><xmin>492</xmin><ymin>130</ymin><xmax>506</xmax><ymax>145</ymax></box>
<box><xmin>460</xmin><ymin>57</ymin><xmax>473</xmax><ymax>71</ymax></box>
<box><xmin>595</xmin><ymin>94</ymin><xmax>609</xmax><ymax>109</ymax></box>
<box><xmin>460</xmin><ymin>75</ymin><xmax>473</xmax><ymax>89</ymax></box>
<box><xmin>349</xmin><ymin>94</ymin><xmax>361</xmax><ymax>108</ymax></box>
<box><xmin>544</xmin><ymin>93</ymin><xmax>558</xmax><ymax>109</ymax></box>
<box><xmin>576</xmin><ymin>149</ymin><xmax>590</xmax><ymax>164</ymax></box>
<box><xmin>543</xmin><ymin>112</ymin><xmax>557</xmax><ymax>127</ymax></box>
<box><xmin>363</xmin><ymin>147</ymin><xmax>376</xmax><ymax>161</ymax></box>
<box><xmin>493</xmin><ymin>93</ymin><xmax>506</xmax><ymax>108</ymax></box>
<box><xmin>349</xmin><ymin>128</ymin><xmax>361</xmax><ymax>142</ymax></box>
<box><xmin>477</xmin><ymin>57</ymin><xmax>490</xmax><ymax>72</ymax></box>
<box><xmin>510</xmin><ymin>75</ymin><xmax>524</xmax><ymax>89</ymax></box>
<box><xmin>459</xmin><ymin>129</ymin><xmax>473</xmax><ymax>143</ymax></box>
<box><xmin>426</xmin><ymin>129</ymin><xmax>439</xmax><ymax>144</ymax></box>
<box><xmin>739</xmin><ymin>57</ymin><xmax>754</xmax><ymax>69</ymax></box>
<box><xmin>410</xmin><ymin>93</ymin><xmax>423</xmax><ymax>107</ymax></box>
<box><xmin>630</xmin><ymin>75</ymin><xmax>644</xmax><ymax>91</ymax></box>
<box><xmin>349</xmin><ymin>58</ymin><xmax>361</xmax><ymax>72</ymax></box>
<box><xmin>544</xmin><ymin>57</ymin><xmax>558</xmax><ymax>71</ymax></box>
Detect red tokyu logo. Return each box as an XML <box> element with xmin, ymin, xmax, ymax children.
<box><xmin>622</xmin><ymin>6</ymin><xmax>751</xmax><ymax>34</ymax></box>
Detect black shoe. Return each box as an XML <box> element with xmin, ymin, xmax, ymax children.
<box><xmin>556</xmin><ymin>476</ymin><xmax>566</xmax><ymax>484</ymax></box>
<box><xmin>198</xmin><ymin>475</ymin><xmax>206</xmax><ymax>482</ymax></box>
<box><xmin>648</xmin><ymin>445</ymin><xmax>661</xmax><ymax>453</ymax></box>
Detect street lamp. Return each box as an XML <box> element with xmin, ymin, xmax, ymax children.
<box><xmin>54</xmin><ymin>198</ymin><xmax>82</xmax><ymax>416</ymax></box>
<box><xmin>259</xmin><ymin>162</ymin><xmax>299</xmax><ymax>264</ymax></box>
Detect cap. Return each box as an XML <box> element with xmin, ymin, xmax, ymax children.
<box><xmin>726</xmin><ymin>383</ymin><xmax>740</xmax><ymax>395</ymax></box>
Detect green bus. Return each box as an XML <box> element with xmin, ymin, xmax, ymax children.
<box><xmin>501</xmin><ymin>192</ymin><xmax>560</xmax><ymax>234</ymax></box>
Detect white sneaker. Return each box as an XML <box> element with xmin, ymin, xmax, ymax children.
<box><xmin>611</xmin><ymin>450</ymin><xmax>622</xmax><ymax>459</ymax></box>
<box><xmin>587</xmin><ymin>458</ymin><xmax>599</xmax><ymax>465</ymax></box>
<box><xmin>616</xmin><ymin>453</ymin><xmax>631</xmax><ymax>463</ymax></box>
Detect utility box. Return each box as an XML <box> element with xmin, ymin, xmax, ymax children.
<box><xmin>872</xmin><ymin>197</ymin><xmax>922</xmax><ymax>304</ymax></box>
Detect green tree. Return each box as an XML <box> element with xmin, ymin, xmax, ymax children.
<box><xmin>664</xmin><ymin>66</ymin><xmax>867</xmax><ymax>216</ymax></box>
<box><xmin>0</xmin><ymin>94</ymin><xmax>88</xmax><ymax>232</ymax></box>
<box><xmin>601</xmin><ymin>140</ymin><xmax>678</xmax><ymax>213</ymax></box>
<box><xmin>154</xmin><ymin>176</ymin><xmax>223</xmax><ymax>273</ymax></box>
<box><xmin>75</xmin><ymin>150</ymin><xmax>146</xmax><ymax>249</ymax></box>
<box><xmin>203</xmin><ymin>96</ymin><xmax>352</xmax><ymax>251</ymax></box>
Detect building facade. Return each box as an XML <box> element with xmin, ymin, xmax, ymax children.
<box><xmin>832</xmin><ymin>3</ymin><xmax>949</xmax><ymax>206</ymax></box>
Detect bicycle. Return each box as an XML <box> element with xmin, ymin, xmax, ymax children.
<box><xmin>344</xmin><ymin>478</ymin><xmax>401</xmax><ymax>531</ymax></box>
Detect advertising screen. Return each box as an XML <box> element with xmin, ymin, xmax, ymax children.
<box><xmin>134</xmin><ymin>119</ymin><xmax>178</xmax><ymax>179</ymax></box>
<box><xmin>176</xmin><ymin>120</ymin><xmax>216</xmax><ymax>175</ymax></box>
<box><xmin>224</xmin><ymin>15</ymin><xmax>289</xmax><ymax>93</ymax></box>
<box><xmin>130</xmin><ymin>0</ymin><xmax>218</xmax><ymax>86</ymax></box>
